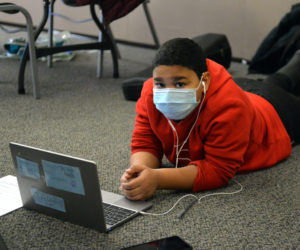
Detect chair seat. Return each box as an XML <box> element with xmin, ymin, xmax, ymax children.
<box><xmin>62</xmin><ymin>0</ymin><xmax>144</xmax><ymax>24</ymax></box>
<box><xmin>61</xmin><ymin>0</ymin><xmax>80</xmax><ymax>7</ymax></box>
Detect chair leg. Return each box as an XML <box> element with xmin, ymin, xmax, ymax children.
<box><xmin>18</xmin><ymin>0</ymin><xmax>50</xmax><ymax>96</ymax></box>
<box><xmin>90</xmin><ymin>3</ymin><xmax>119</xmax><ymax>78</ymax></box>
<box><xmin>143</xmin><ymin>1</ymin><xmax>160</xmax><ymax>49</ymax></box>
<box><xmin>47</xmin><ymin>0</ymin><xmax>56</xmax><ymax>68</ymax></box>
<box><xmin>18</xmin><ymin>49</ymin><xmax>28</xmax><ymax>95</ymax></box>
<box><xmin>97</xmin><ymin>11</ymin><xmax>120</xmax><ymax>78</ymax></box>
<box><xmin>25</xmin><ymin>13</ymin><xmax>40</xmax><ymax>99</ymax></box>
<box><xmin>1</xmin><ymin>5</ymin><xmax>40</xmax><ymax>99</ymax></box>
<box><xmin>96</xmin><ymin>10</ymin><xmax>104</xmax><ymax>78</ymax></box>
<box><xmin>106</xmin><ymin>25</ymin><xmax>121</xmax><ymax>59</ymax></box>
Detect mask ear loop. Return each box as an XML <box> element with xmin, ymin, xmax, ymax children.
<box><xmin>168</xmin><ymin>75</ymin><xmax>207</xmax><ymax>168</ymax></box>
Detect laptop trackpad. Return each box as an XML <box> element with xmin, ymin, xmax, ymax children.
<box><xmin>101</xmin><ymin>190</ymin><xmax>152</xmax><ymax>211</ymax></box>
<box><xmin>114</xmin><ymin>198</ymin><xmax>152</xmax><ymax>211</ymax></box>
<box><xmin>101</xmin><ymin>190</ymin><xmax>123</xmax><ymax>204</ymax></box>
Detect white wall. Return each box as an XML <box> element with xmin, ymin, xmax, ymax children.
<box><xmin>1</xmin><ymin>0</ymin><xmax>299</xmax><ymax>59</ymax></box>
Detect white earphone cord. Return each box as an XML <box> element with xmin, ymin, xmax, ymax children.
<box><xmin>142</xmin><ymin>79</ymin><xmax>243</xmax><ymax>217</ymax></box>
<box><xmin>140</xmin><ymin>179</ymin><xmax>243</xmax><ymax>216</ymax></box>
<box><xmin>168</xmin><ymin>79</ymin><xmax>206</xmax><ymax>169</ymax></box>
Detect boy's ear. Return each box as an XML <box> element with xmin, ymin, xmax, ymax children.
<box><xmin>202</xmin><ymin>71</ymin><xmax>211</xmax><ymax>91</ymax></box>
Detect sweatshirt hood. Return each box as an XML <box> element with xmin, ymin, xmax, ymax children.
<box><xmin>203</xmin><ymin>59</ymin><xmax>233</xmax><ymax>102</ymax></box>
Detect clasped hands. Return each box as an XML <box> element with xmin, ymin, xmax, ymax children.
<box><xmin>120</xmin><ymin>164</ymin><xmax>158</xmax><ymax>201</ymax></box>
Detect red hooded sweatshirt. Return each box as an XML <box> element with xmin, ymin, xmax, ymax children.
<box><xmin>131</xmin><ymin>59</ymin><xmax>291</xmax><ymax>192</ymax></box>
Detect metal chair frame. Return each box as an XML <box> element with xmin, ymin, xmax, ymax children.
<box><xmin>17</xmin><ymin>0</ymin><xmax>119</xmax><ymax>97</ymax></box>
<box><xmin>1</xmin><ymin>0</ymin><xmax>159</xmax><ymax>98</ymax></box>
<box><xmin>0</xmin><ymin>4</ymin><xmax>40</xmax><ymax>99</ymax></box>
<box><xmin>47</xmin><ymin>0</ymin><xmax>159</xmax><ymax>78</ymax></box>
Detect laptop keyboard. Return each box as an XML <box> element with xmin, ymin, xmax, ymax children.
<box><xmin>103</xmin><ymin>203</ymin><xmax>136</xmax><ymax>226</ymax></box>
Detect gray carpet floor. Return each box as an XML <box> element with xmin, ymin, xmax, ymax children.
<box><xmin>0</xmin><ymin>29</ymin><xmax>299</xmax><ymax>249</ymax></box>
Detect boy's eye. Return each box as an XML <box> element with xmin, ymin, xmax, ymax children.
<box><xmin>175</xmin><ymin>82</ymin><xmax>185</xmax><ymax>88</ymax></box>
<box><xmin>155</xmin><ymin>82</ymin><xmax>165</xmax><ymax>88</ymax></box>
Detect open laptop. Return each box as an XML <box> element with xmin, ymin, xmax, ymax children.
<box><xmin>9</xmin><ymin>142</ymin><xmax>152</xmax><ymax>232</ymax></box>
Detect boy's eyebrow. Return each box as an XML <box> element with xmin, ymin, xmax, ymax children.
<box><xmin>173</xmin><ymin>76</ymin><xmax>187</xmax><ymax>81</ymax></box>
<box><xmin>153</xmin><ymin>76</ymin><xmax>187</xmax><ymax>81</ymax></box>
<box><xmin>153</xmin><ymin>77</ymin><xmax>163</xmax><ymax>81</ymax></box>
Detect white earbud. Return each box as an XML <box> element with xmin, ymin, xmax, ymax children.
<box><xmin>202</xmin><ymin>81</ymin><xmax>206</xmax><ymax>95</ymax></box>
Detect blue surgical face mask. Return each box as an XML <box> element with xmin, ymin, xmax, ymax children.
<box><xmin>153</xmin><ymin>81</ymin><xmax>203</xmax><ymax>120</ymax></box>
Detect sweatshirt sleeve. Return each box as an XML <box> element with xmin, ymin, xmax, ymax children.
<box><xmin>190</xmin><ymin>96</ymin><xmax>253</xmax><ymax>192</ymax></box>
<box><xmin>131</xmin><ymin>80</ymin><xmax>163</xmax><ymax>161</ymax></box>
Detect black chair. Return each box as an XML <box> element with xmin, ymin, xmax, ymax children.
<box><xmin>17</xmin><ymin>0</ymin><xmax>121</xmax><ymax>96</ymax></box>
<box><xmin>5</xmin><ymin>0</ymin><xmax>158</xmax><ymax>98</ymax></box>
<box><xmin>55</xmin><ymin>0</ymin><xmax>159</xmax><ymax>77</ymax></box>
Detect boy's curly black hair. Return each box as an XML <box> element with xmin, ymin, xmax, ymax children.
<box><xmin>152</xmin><ymin>38</ymin><xmax>207</xmax><ymax>79</ymax></box>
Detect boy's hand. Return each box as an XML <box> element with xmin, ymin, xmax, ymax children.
<box><xmin>120</xmin><ymin>164</ymin><xmax>159</xmax><ymax>200</ymax></box>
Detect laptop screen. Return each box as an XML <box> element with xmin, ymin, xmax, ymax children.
<box><xmin>10</xmin><ymin>142</ymin><xmax>107</xmax><ymax>232</ymax></box>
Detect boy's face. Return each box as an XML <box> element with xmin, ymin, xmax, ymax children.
<box><xmin>153</xmin><ymin>65</ymin><xmax>210</xmax><ymax>102</ymax></box>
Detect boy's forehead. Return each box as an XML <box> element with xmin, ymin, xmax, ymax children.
<box><xmin>153</xmin><ymin>65</ymin><xmax>195</xmax><ymax>77</ymax></box>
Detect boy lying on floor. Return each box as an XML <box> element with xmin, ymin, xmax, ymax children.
<box><xmin>120</xmin><ymin>38</ymin><xmax>300</xmax><ymax>200</ymax></box>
